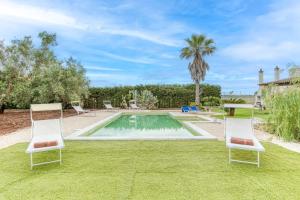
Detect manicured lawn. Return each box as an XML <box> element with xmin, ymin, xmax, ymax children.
<box><xmin>1</xmin><ymin>141</ymin><xmax>300</xmax><ymax>200</ymax></box>
<box><xmin>213</xmin><ymin>108</ymin><xmax>269</xmax><ymax>121</ymax></box>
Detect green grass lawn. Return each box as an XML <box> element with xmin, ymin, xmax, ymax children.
<box><xmin>213</xmin><ymin>108</ymin><xmax>269</xmax><ymax>121</ymax></box>
<box><xmin>1</xmin><ymin>141</ymin><xmax>300</xmax><ymax>200</ymax></box>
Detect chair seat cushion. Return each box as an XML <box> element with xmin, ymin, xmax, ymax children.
<box><xmin>26</xmin><ymin>136</ymin><xmax>64</xmax><ymax>153</ymax></box>
<box><xmin>34</xmin><ymin>140</ymin><xmax>58</xmax><ymax>148</ymax></box>
<box><xmin>231</xmin><ymin>137</ymin><xmax>254</xmax><ymax>146</ymax></box>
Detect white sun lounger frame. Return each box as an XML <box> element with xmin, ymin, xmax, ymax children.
<box><xmin>26</xmin><ymin>103</ymin><xmax>64</xmax><ymax>169</ymax></box>
<box><xmin>223</xmin><ymin>104</ymin><xmax>265</xmax><ymax>167</ymax></box>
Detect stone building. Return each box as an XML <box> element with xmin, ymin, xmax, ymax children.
<box><xmin>255</xmin><ymin>66</ymin><xmax>300</xmax><ymax>106</ymax></box>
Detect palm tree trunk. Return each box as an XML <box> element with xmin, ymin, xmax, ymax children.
<box><xmin>195</xmin><ymin>80</ymin><xmax>200</xmax><ymax>105</ymax></box>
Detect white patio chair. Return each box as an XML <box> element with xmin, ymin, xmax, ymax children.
<box><xmin>26</xmin><ymin>103</ymin><xmax>64</xmax><ymax>169</ymax></box>
<box><xmin>225</xmin><ymin>118</ymin><xmax>265</xmax><ymax>167</ymax></box>
<box><xmin>129</xmin><ymin>100</ymin><xmax>140</xmax><ymax>109</ymax></box>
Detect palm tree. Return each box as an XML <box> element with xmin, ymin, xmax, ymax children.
<box><xmin>180</xmin><ymin>34</ymin><xmax>216</xmax><ymax>105</ymax></box>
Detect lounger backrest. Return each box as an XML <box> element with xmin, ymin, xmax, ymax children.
<box><xmin>30</xmin><ymin>103</ymin><xmax>63</xmax><ymax>137</ymax></box>
<box><xmin>129</xmin><ymin>100</ymin><xmax>138</xmax><ymax>108</ymax></box>
<box><xmin>31</xmin><ymin>103</ymin><xmax>62</xmax><ymax>112</ymax></box>
<box><xmin>130</xmin><ymin>104</ymin><xmax>138</xmax><ymax>108</ymax></box>
<box><xmin>30</xmin><ymin>103</ymin><xmax>63</xmax><ymax>122</ymax></box>
<box><xmin>225</xmin><ymin>118</ymin><xmax>253</xmax><ymax>139</ymax></box>
<box><xmin>73</xmin><ymin>105</ymin><xmax>84</xmax><ymax>112</ymax></box>
<box><xmin>104</xmin><ymin>103</ymin><xmax>113</xmax><ymax>109</ymax></box>
<box><xmin>32</xmin><ymin>119</ymin><xmax>62</xmax><ymax>138</ymax></box>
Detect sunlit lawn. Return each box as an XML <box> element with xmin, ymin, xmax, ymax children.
<box><xmin>1</xmin><ymin>141</ymin><xmax>300</xmax><ymax>200</ymax></box>
<box><xmin>212</xmin><ymin>108</ymin><xmax>269</xmax><ymax>121</ymax></box>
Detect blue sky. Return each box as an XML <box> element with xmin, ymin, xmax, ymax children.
<box><xmin>1</xmin><ymin>0</ymin><xmax>300</xmax><ymax>94</ymax></box>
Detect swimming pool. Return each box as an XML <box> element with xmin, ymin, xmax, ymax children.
<box><xmin>67</xmin><ymin>112</ymin><xmax>216</xmax><ymax>140</ymax></box>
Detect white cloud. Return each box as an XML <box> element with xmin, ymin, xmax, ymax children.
<box><xmin>222</xmin><ymin>41</ymin><xmax>299</xmax><ymax>62</ymax></box>
<box><xmin>0</xmin><ymin>0</ymin><xmax>85</xmax><ymax>29</ymax></box>
<box><xmin>85</xmin><ymin>66</ymin><xmax>122</xmax><ymax>71</ymax></box>
<box><xmin>87</xmin><ymin>72</ymin><xmax>138</xmax><ymax>82</ymax></box>
<box><xmin>221</xmin><ymin>0</ymin><xmax>300</xmax><ymax>62</ymax></box>
<box><xmin>98</xmin><ymin>51</ymin><xmax>156</xmax><ymax>64</ymax></box>
<box><xmin>97</xmin><ymin>28</ymin><xmax>180</xmax><ymax>47</ymax></box>
<box><xmin>0</xmin><ymin>0</ymin><xmax>181</xmax><ymax>47</ymax></box>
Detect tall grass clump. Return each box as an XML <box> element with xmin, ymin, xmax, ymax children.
<box><xmin>265</xmin><ymin>86</ymin><xmax>300</xmax><ymax>141</ymax></box>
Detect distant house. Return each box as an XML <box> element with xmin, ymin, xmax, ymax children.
<box><xmin>255</xmin><ymin>66</ymin><xmax>300</xmax><ymax>107</ymax></box>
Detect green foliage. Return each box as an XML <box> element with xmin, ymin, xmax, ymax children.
<box><xmin>85</xmin><ymin>84</ymin><xmax>221</xmax><ymax>109</ymax></box>
<box><xmin>202</xmin><ymin>96</ymin><xmax>221</xmax><ymax>106</ymax></box>
<box><xmin>265</xmin><ymin>86</ymin><xmax>300</xmax><ymax>141</ymax></box>
<box><xmin>222</xmin><ymin>98</ymin><xmax>246</xmax><ymax>104</ymax></box>
<box><xmin>189</xmin><ymin>102</ymin><xmax>198</xmax><ymax>106</ymax></box>
<box><xmin>136</xmin><ymin>90</ymin><xmax>158</xmax><ymax>109</ymax></box>
<box><xmin>0</xmin><ymin>32</ymin><xmax>89</xmax><ymax>110</ymax></box>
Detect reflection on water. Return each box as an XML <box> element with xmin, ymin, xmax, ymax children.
<box><xmin>90</xmin><ymin>114</ymin><xmax>193</xmax><ymax>137</ymax></box>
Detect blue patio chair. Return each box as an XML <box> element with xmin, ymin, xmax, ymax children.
<box><xmin>190</xmin><ymin>106</ymin><xmax>200</xmax><ymax>112</ymax></box>
<box><xmin>181</xmin><ymin>106</ymin><xmax>190</xmax><ymax>112</ymax></box>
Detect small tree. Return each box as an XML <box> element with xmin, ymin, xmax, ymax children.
<box><xmin>120</xmin><ymin>95</ymin><xmax>128</xmax><ymax>109</ymax></box>
<box><xmin>136</xmin><ymin>90</ymin><xmax>158</xmax><ymax>109</ymax></box>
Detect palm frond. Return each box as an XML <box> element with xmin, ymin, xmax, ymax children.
<box><xmin>180</xmin><ymin>47</ymin><xmax>193</xmax><ymax>59</ymax></box>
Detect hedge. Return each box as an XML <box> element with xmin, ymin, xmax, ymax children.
<box><xmin>84</xmin><ymin>84</ymin><xmax>221</xmax><ymax>109</ymax></box>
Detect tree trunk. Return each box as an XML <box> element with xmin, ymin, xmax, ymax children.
<box><xmin>195</xmin><ymin>81</ymin><xmax>200</xmax><ymax>105</ymax></box>
<box><xmin>0</xmin><ymin>104</ymin><xmax>5</xmax><ymax>114</ymax></box>
<box><xmin>229</xmin><ymin>108</ymin><xmax>235</xmax><ymax>116</ymax></box>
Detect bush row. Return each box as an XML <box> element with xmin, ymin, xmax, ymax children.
<box><xmin>84</xmin><ymin>84</ymin><xmax>221</xmax><ymax>109</ymax></box>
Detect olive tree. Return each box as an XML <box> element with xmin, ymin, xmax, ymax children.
<box><xmin>0</xmin><ymin>31</ymin><xmax>89</xmax><ymax>113</ymax></box>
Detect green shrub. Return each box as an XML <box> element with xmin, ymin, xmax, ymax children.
<box><xmin>222</xmin><ymin>98</ymin><xmax>246</xmax><ymax>104</ymax></box>
<box><xmin>265</xmin><ymin>87</ymin><xmax>300</xmax><ymax>141</ymax></box>
<box><xmin>201</xmin><ymin>96</ymin><xmax>221</xmax><ymax>106</ymax></box>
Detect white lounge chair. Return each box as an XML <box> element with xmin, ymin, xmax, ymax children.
<box><xmin>26</xmin><ymin>103</ymin><xmax>64</xmax><ymax>169</ymax></box>
<box><xmin>129</xmin><ymin>100</ymin><xmax>139</xmax><ymax>109</ymax></box>
<box><xmin>71</xmin><ymin>101</ymin><xmax>95</xmax><ymax>116</ymax></box>
<box><xmin>103</xmin><ymin>100</ymin><xmax>114</xmax><ymax>110</ymax></box>
<box><xmin>72</xmin><ymin>105</ymin><xmax>90</xmax><ymax>114</ymax></box>
<box><xmin>225</xmin><ymin>118</ymin><xmax>265</xmax><ymax>167</ymax></box>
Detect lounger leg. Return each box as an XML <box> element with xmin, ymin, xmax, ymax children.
<box><xmin>257</xmin><ymin>152</ymin><xmax>260</xmax><ymax>168</ymax></box>
<box><xmin>59</xmin><ymin>149</ymin><xmax>62</xmax><ymax>165</ymax></box>
<box><xmin>30</xmin><ymin>153</ymin><xmax>33</xmax><ymax>170</ymax></box>
<box><xmin>229</xmin><ymin>149</ymin><xmax>231</xmax><ymax>164</ymax></box>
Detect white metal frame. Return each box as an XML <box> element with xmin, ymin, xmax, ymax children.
<box><xmin>28</xmin><ymin>103</ymin><xmax>64</xmax><ymax>169</ymax></box>
<box><xmin>223</xmin><ymin>104</ymin><xmax>264</xmax><ymax>167</ymax></box>
<box><xmin>228</xmin><ymin>148</ymin><xmax>260</xmax><ymax>167</ymax></box>
<box><xmin>30</xmin><ymin>149</ymin><xmax>62</xmax><ymax>169</ymax></box>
